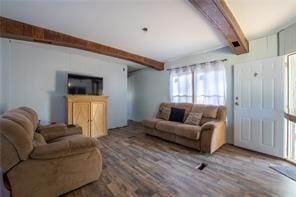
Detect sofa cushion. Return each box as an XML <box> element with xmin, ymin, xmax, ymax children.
<box><xmin>157</xmin><ymin>106</ymin><xmax>171</xmax><ymax>120</ymax></box>
<box><xmin>200</xmin><ymin>117</ymin><xmax>216</xmax><ymax>125</ymax></box>
<box><xmin>31</xmin><ymin>136</ymin><xmax>99</xmax><ymax>159</ymax></box>
<box><xmin>33</xmin><ymin>133</ymin><xmax>47</xmax><ymax>147</ymax></box>
<box><xmin>48</xmin><ymin>134</ymin><xmax>83</xmax><ymax>143</ymax></box>
<box><xmin>155</xmin><ymin>120</ymin><xmax>182</xmax><ymax>134</ymax></box>
<box><xmin>184</xmin><ymin>112</ymin><xmax>203</xmax><ymax>126</ymax></box>
<box><xmin>2</xmin><ymin>112</ymin><xmax>35</xmax><ymax>136</ymax></box>
<box><xmin>175</xmin><ymin>103</ymin><xmax>193</xmax><ymax>121</ymax></box>
<box><xmin>159</xmin><ymin>102</ymin><xmax>175</xmax><ymax>109</ymax></box>
<box><xmin>175</xmin><ymin>124</ymin><xmax>201</xmax><ymax>140</ymax></box>
<box><xmin>169</xmin><ymin>107</ymin><xmax>185</xmax><ymax>123</ymax></box>
<box><xmin>0</xmin><ymin>117</ymin><xmax>34</xmax><ymax>161</ymax></box>
<box><xmin>156</xmin><ymin>103</ymin><xmax>175</xmax><ymax>119</ymax></box>
<box><xmin>14</xmin><ymin>107</ymin><xmax>39</xmax><ymax>130</ymax></box>
<box><xmin>143</xmin><ymin>118</ymin><xmax>162</xmax><ymax>129</ymax></box>
<box><xmin>0</xmin><ymin>133</ymin><xmax>21</xmax><ymax>172</ymax></box>
<box><xmin>191</xmin><ymin>104</ymin><xmax>219</xmax><ymax>118</ymax></box>
<box><xmin>1</xmin><ymin>108</ymin><xmax>37</xmax><ymax>161</ymax></box>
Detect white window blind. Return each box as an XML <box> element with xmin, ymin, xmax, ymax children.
<box><xmin>193</xmin><ymin>61</ymin><xmax>226</xmax><ymax>105</ymax></box>
<box><xmin>169</xmin><ymin>60</ymin><xmax>226</xmax><ymax>105</ymax></box>
<box><xmin>169</xmin><ymin>67</ymin><xmax>193</xmax><ymax>103</ymax></box>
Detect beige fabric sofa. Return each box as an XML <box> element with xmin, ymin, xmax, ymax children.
<box><xmin>143</xmin><ymin>103</ymin><xmax>226</xmax><ymax>154</ymax></box>
<box><xmin>0</xmin><ymin>107</ymin><xmax>102</xmax><ymax>197</ymax></box>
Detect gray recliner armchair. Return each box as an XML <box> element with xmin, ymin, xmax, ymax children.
<box><xmin>0</xmin><ymin>107</ymin><xmax>102</xmax><ymax>197</ymax></box>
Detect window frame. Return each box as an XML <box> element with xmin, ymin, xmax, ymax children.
<box><xmin>286</xmin><ymin>52</ymin><xmax>296</xmax><ymax>163</ymax></box>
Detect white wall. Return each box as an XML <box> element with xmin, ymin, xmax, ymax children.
<box><xmin>279</xmin><ymin>23</ymin><xmax>296</xmax><ymax>55</ymax></box>
<box><xmin>0</xmin><ymin>40</ymin><xmax>3</xmax><ymax>113</ymax></box>
<box><xmin>127</xmin><ymin>74</ymin><xmax>135</xmax><ymax>119</ymax></box>
<box><xmin>128</xmin><ymin>34</ymin><xmax>278</xmax><ymax>143</ymax></box>
<box><xmin>128</xmin><ymin>70</ymin><xmax>170</xmax><ymax>120</ymax></box>
<box><xmin>1</xmin><ymin>38</ymin><xmax>128</xmax><ymax>129</ymax></box>
<box><xmin>0</xmin><ymin>39</ymin><xmax>9</xmax><ymax>114</ymax></box>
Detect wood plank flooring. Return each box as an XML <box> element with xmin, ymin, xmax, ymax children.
<box><xmin>63</xmin><ymin>122</ymin><xmax>296</xmax><ymax>197</ymax></box>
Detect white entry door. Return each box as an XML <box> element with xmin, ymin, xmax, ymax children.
<box><xmin>234</xmin><ymin>56</ymin><xmax>286</xmax><ymax>157</ymax></box>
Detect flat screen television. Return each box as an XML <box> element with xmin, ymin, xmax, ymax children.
<box><xmin>67</xmin><ymin>73</ymin><xmax>103</xmax><ymax>95</ymax></box>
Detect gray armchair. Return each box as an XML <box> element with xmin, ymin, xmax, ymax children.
<box><xmin>0</xmin><ymin>107</ymin><xmax>102</xmax><ymax>197</ymax></box>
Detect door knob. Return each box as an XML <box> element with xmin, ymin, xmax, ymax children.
<box><xmin>235</xmin><ymin>102</ymin><xmax>239</xmax><ymax>106</ymax></box>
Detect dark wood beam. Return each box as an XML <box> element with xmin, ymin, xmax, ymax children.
<box><xmin>189</xmin><ymin>0</ymin><xmax>249</xmax><ymax>55</ymax></box>
<box><xmin>0</xmin><ymin>16</ymin><xmax>164</xmax><ymax>70</ymax></box>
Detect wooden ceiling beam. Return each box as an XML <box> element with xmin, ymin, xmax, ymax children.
<box><xmin>189</xmin><ymin>0</ymin><xmax>249</xmax><ymax>55</ymax></box>
<box><xmin>0</xmin><ymin>16</ymin><xmax>164</xmax><ymax>70</ymax></box>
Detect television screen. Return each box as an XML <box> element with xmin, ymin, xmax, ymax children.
<box><xmin>67</xmin><ymin>73</ymin><xmax>103</xmax><ymax>95</ymax></box>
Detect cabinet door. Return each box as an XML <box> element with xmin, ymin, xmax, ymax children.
<box><xmin>73</xmin><ymin>102</ymin><xmax>91</xmax><ymax>136</ymax></box>
<box><xmin>91</xmin><ymin>102</ymin><xmax>107</xmax><ymax>137</ymax></box>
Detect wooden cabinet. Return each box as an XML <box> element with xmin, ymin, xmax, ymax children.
<box><xmin>66</xmin><ymin>95</ymin><xmax>108</xmax><ymax>137</ymax></box>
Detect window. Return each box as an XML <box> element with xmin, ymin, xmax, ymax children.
<box><xmin>194</xmin><ymin>61</ymin><xmax>226</xmax><ymax>105</ymax></box>
<box><xmin>169</xmin><ymin>67</ymin><xmax>193</xmax><ymax>103</ymax></box>
<box><xmin>169</xmin><ymin>60</ymin><xmax>226</xmax><ymax>105</ymax></box>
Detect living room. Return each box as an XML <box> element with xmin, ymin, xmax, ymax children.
<box><xmin>1</xmin><ymin>0</ymin><xmax>296</xmax><ymax>196</ymax></box>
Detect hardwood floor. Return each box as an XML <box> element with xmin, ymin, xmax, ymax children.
<box><xmin>63</xmin><ymin>122</ymin><xmax>296</xmax><ymax>197</ymax></box>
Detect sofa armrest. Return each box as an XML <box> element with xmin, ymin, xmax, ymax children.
<box><xmin>200</xmin><ymin>121</ymin><xmax>226</xmax><ymax>154</ymax></box>
<box><xmin>37</xmin><ymin>124</ymin><xmax>82</xmax><ymax>141</ymax></box>
<box><xmin>30</xmin><ymin>137</ymin><xmax>99</xmax><ymax>159</ymax></box>
<box><xmin>201</xmin><ymin>121</ymin><xmax>224</xmax><ymax>130</ymax></box>
<box><xmin>37</xmin><ymin>123</ymin><xmax>67</xmax><ymax>130</ymax></box>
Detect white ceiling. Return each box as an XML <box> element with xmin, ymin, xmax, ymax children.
<box><xmin>0</xmin><ymin>0</ymin><xmax>225</xmax><ymax>63</ymax></box>
<box><xmin>1</xmin><ymin>0</ymin><xmax>296</xmax><ymax>66</ymax></box>
<box><xmin>226</xmin><ymin>0</ymin><xmax>296</xmax><ymax>40</ymax></box>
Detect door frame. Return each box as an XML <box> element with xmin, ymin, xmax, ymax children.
<box><xmin>286</xmin><ymin>52</ymin><xmax>296</xmax><ymax>163</ymax></box>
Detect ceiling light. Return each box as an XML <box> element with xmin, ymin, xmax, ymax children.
<box><xmin>142</xmin><ymin>27</ymin><xmax>148</xmax><ymax>33</ymax></box>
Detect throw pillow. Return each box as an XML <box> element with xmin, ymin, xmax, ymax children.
<box><xmin>158</xmin><ymin>106</ymin><xmax>171</xmax><ymax>120</ymax></box>
<box><xmin>184</xmin><ymin>112</ymin><xmax>203</xmax><ymax>126</ymax></box>
<box><xmin>169</xmin><ymin>107</ymin><xmax>185</xmax><ymax>123</ymax></box>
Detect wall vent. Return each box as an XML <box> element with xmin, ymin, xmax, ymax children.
<box><xmin>195</xmin><ymin>163</ymin><xmax>207</xmax><ymax>170</ymax></box>
<box><xmin>232</xmin><ymin>41</ymin><xmax>240</xmax><ymax>47</ymax></box>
